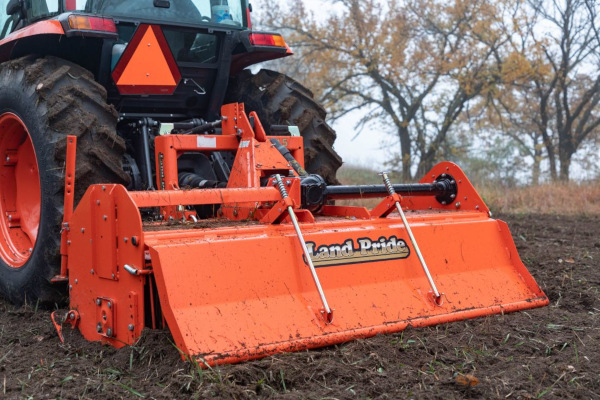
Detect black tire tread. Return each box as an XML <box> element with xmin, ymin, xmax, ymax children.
<box><xmin>225</xmin><ymin>69</ymin><xmax>342</xmax><ymax>184</ymax></box>
<box><xmin>0</xmin><ymin>55</ymin><xmax>128</xmax><ymax>304</ymax></box>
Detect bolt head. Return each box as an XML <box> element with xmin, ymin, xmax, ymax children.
<box><xmin>69</xmin><ymin>312</ymin><xmax>75</xmax><ymax>320</ymax></box>
<box><xmin>106</xmin><ymin>328</ymin><xmax>112</xmax><ymax>337</ymax></box>
<box><xmin>74</xmin><ymin>279</ymin><xmax>78</xmax><ymax>284</ymax></box>
<box><xmin>107</xmin><ymin>302</ymin><xmax>112</xmax><ymax>309</ymax></box>
<box><xmin>90</xmin><ymin>269</ymin><xmax>94</xmax><ymax>275</ymax></box>
<box><xmin>96</xmin><ymin>299</ymin><xmax>102</xmax><ymax>306</ymax></box>
<box><xmin>97</xmin><ymin>323</ymin><xmax>102</xmax><ymax>333</ymax></box>
<box><xmin>96</xmin><ymin>200</ymin><xmax>100</xmax><ymax>205</ymax></box>
<box><xmin>455</xmin><ymin>202</ymin><xmax>461</xmax><ymax>208</ymax></box>
<box><xmin>81</xmin><ymin>228</ymin><xmax>85</xmax><ymax>233</ymax></box>
<box><xmin>128</xmin><ymin>324</ymin><xmax>134</xmax><ymax>331</ymax></box>
<box><xmin>5</xmin><ymin>156</ymin><xmax>9</xmax><ymax>162</ymax></box>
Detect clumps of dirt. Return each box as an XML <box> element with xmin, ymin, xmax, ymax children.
<box><xmin>143</xmin><ymin>217</ymin><xmax>260</xmax><ymax>231</ymax></box>
<box><xmin>0</xmin><ymin>214</ymin><xmax>598</xmax><ymax>399</ymax></box>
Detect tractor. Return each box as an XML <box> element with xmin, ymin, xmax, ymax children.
<box><xmin>0</xmin><ymin>0</ymin><xmax>340</xmax><ymax>304</ymax></box>
<box><xmin>0</xmin><ymin>0</ymin><xmax>548</xmax><ymax>366</ymax></box>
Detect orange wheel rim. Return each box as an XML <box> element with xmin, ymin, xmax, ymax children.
<box><xmin>0</xmin><ymin>113</ymin><xmax>41</xmax><ymax>268</ymax></box>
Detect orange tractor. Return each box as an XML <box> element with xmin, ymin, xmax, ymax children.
<box><xmin>0</xmin><ymin>0</ymin><xmax>548</xmax><ymax>366</ymax></box>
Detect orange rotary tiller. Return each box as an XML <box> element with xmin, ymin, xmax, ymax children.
<box><xmin>57</xmin><ymin>103</ymin><xmax>548</xmax><ymax>366</ymax></box>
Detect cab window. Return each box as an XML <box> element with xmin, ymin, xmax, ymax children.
<box><xmin>27</xmin><ymin>0</ymin><xmax>59</xmax><ymax>21</ymax></box>
<box><xmin>0</xmin><ymin>0</ymin><xmax>17</xmax><ymax>39</ymax></box>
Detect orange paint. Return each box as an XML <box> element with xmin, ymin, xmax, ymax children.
<box><xmin>0</xmin><ymin>113</ymin><xmax>41</xmax><ymax>268</ymax></box>
<box><xmin>0</xmin><ymin>20</ymin><xmax>63</xmax><ymax>48</ymax></box>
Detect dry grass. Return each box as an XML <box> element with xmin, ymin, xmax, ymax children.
<box><xmin>480</xmin><ymin>182</ymin><xmax>600</xmax><ymax>215</ymax></box>
<box><xmin>337</xmin><ymin>164</ymin><xmax>600</xmax><ymax>215</ymax></box>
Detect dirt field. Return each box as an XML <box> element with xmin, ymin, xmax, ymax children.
<box><xmin>0</xmin><ymin>214</ymin><xmax>598</xmax><ymax>399</ymax></box>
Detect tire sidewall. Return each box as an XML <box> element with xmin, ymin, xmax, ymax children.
<box><xmin>0</xmin><ymin>67</ymin><xmax>61</xmax><ymax>304</ymax></box>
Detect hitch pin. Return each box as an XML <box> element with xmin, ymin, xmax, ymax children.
<box><xmin>380</xmin><ymin>172</ymin><xmax>443</xmax><ymax>306</ymax></box>
<box><xmin>274</xmin><ymin>174</ymin><xmax>334</xmax><ymax>323</ymax></box>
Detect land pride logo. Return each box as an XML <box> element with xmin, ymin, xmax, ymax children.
<box><xmin>305</xmin><ymin>236</ymin><xmax>410</xmax><ymax>267</ymax></box>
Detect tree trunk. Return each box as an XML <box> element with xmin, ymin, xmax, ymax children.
<box><xmin>531</xmin><ymin>154</ymin><xmax>541</xmax><ymax>185</ymax></box>
<box><xmin>531</xmin><ymin>137</ymin><xmax>542</xmax><ymax>185</ymax></box>
<box><xmin>558</xmin><ymin>152</ymin><xmax>572</xmax><ymax>181</ymax></box>
<box><xmin>557</xmin><ymin>133</ymin><xmax>576</xmax><ymax>182</ymax></box>
<box><xmin>398</xmin><ymin>126</ymin><xmax>412</xmax><ymax>181</ymax></box>
<box><xmin>539</xmin><ymin>131</ymin><xmax>558</xmax><ymax>181</ymax></box>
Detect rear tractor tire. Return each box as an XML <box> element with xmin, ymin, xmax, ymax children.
<box><xmin>225</xmin><ymin>69</ymin><xmax>342</xmax><ymax>184</ymax></box>
<box><xmin>0</xmin><ymin>56</ymin><xmax>129</xmax><ymax>305</ymax></box>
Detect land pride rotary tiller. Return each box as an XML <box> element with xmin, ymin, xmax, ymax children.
<box><xmin>51</xmin><ymin>103</ymin><xmax>550</xmax><ymax>365</ymax></box>
<box><xmin>0</xmin><ymin>1</ymin><xmax>548</xmax><ymax>365</ymax></box>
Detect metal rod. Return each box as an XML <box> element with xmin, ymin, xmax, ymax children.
<box><xmin>275</xmin><ymin>174</ymin><xmax>333</xmax><ymax>323</ymax></box>
<box><xmin>380</xmin><ymin>172</ymin><xmax>442</xmax><ymax>303</ymax></box>
<box><xmin>141</xmin><ymin>119</ymin><xmax>155</xmax><ymax>190</ymax></box>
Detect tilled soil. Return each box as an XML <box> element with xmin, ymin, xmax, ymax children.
<box><xmin>0</xmin><ymin>214</ymin><xmax>598</xmax><ymax>399</ymax></box>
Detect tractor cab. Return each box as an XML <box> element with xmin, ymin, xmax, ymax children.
<box><xmin>3</xmin><ymin>0</ymin><xmax>248</xmax><ymax>29</ymax></box>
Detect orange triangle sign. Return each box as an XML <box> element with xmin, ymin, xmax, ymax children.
<box><xmin>112</xmin><ymin>24</ymin><xmax>181</xmax><ymax>95</ymax></box>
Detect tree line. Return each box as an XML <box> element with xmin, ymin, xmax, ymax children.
<box><xmin>261</xmin><ymin>0</ymin><xmax>600</xmax><ymax>183</ymax></box>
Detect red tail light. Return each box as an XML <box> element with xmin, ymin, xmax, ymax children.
<box><xmin>249</xmin><ymin>33</ymin><xmax>287</xmax><ymax>47</ymax></box>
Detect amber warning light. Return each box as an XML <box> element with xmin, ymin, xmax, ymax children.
<box><xmin>68</xmin><ymin>15</ymin><xmax>117</xmax><ymax>33</ymax></box>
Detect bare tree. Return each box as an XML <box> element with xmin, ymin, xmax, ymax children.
<box><xmin>262</xmin><ymin>0</ymin><xmax>503</xmax><ymax>180</ymax></box>
<box><xmin>493</xmin><ymin>0</ymin><xmax>600</xmax><ymax>181</ymax></box>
